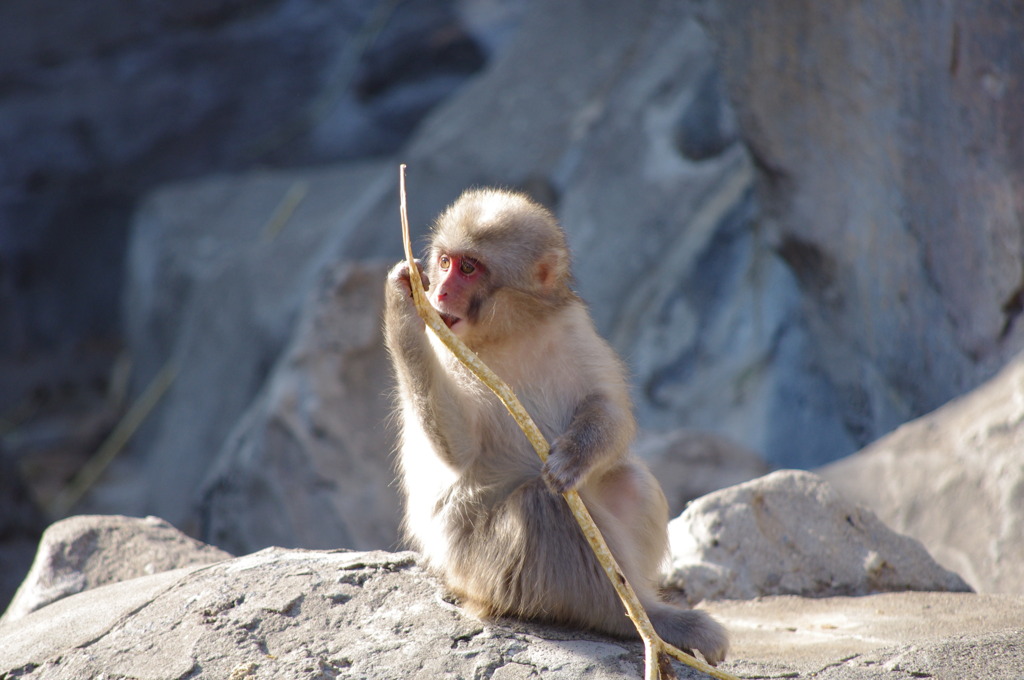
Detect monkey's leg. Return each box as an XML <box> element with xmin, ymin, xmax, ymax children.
<box><xmin>586</xmin><ymin>468</ymin><xmax>729</xmax><ymax>666</ymax></box>
<box><xmin>445</xmin><ymin>478</ymin><xmax>629</xmax><ymax>631</ymax></box>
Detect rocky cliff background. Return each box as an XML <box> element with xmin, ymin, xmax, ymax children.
<box><xmin>2</xmin><ymin>0</ymin><xmax>1022</xmax><ymax>610</ymax></box>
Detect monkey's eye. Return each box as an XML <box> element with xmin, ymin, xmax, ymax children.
<box><xmin>439</xmin><ymin>255</ymin><xmax>451</xmax><ymax>271</ymax></box>
<box><xmin>459</xmin><ymin>258</ymin><xmax>477</xmax><ymax>275</ymax></box>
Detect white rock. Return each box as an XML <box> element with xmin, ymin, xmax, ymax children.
<box><xmin>820</xmin><ymin>352</ymin><xmax>1024</xmax><ymax>594</ymax></box>
<box><xmin>666</xmin><ymin>470</ymin><xmax>970</xmax><ymax>602</ymax></box>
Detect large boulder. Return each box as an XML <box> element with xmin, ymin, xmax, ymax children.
<box><xmin>193</xmin><ymin>260</ymin><xmax>401</xmax><ymax>554</ymax></box>
<box><xmin>820</xmin><ymin>353</ymin><xmax>1024</xmax><ymax>595</ymax></box>
<box><xmin>666</xmin><ymin>470</ymin><xmax>971</xmax><ymax>603</ymax></box>
<box><xmin>0</xmin><ymin>515</ymin><xmax>1019</xmax><ymax>680</ymax></box>
<box><xmin>0</xmin><ymin>548</ymin><xmax>654</xmax><ymax>680</ymax></box>
<box><xmin>113</xmin><ymin>0</ymin><xmax>1024</xmax><ymax>540</ymax></box>
<box><xmin>396</xmin><ymin>1</ymin><xmax>822</xmax><ymax>468</ymax></box>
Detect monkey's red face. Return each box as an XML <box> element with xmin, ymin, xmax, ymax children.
<box><xmin>431</xmin><ymin>253</ymin><xmax>486</xmax><ymax>335</ymax></box>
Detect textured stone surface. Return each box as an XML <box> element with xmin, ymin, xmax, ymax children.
<box><xmin>193</xmin><ymin>260</ymin><xmax>401</xmax><ymax>555</ymax></box>
<box><xmin>119</xmin><ymin>0</ymin><xmax>791</xmax><ymax>524</ymax></box>
<box><xmin>0</xmin><ymin>548</ymin><xmax>652</xmax><ymax>680</ymax></box>
<box><xmin>0</xmin><ymin>538</ymin><xmax>1019</xmax><ymax>680</ymax></box>
<box><xmin>820</xmin><ymin>352</ymin><xmax>1024</xmax><ymax>595</ymax></box>
<box><xmin>395</xmin><ymin>0</ymin><xmax>823</xmax><ymax>467</ymax></box>
<box><xmin>666</xmin><ymin>471</ymin><xmax>971</xmax><ymax>603</ymax></box>
<box><xmin>1</xmin><ymin>514</ymin><xmax>230</xmax><ymax>624</ymax></box>
<box><xmin>709</xmin><ymin>592</ymin><xmax>1024</xmax><ymax>679</ymax></box>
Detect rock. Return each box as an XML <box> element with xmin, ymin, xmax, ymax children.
<box><xmin>635</xmin><ymin>429</ymin><xmax>770</xmax><ymax>517</ymax></box>
<box><xmin>673</xmin><ymin>66</ymin><xmax>740</xmax><ymax>162</ymax></box>
<box><xmin>193</xmin><ymin>260</ymin><xmax>402</xmax><ymax>555</ymax></box>
<box><xmin>666</xmin><ymin>470</ymin><xmax>971</xmax><ymax>602</ymax></box>
<box><xmin>0</xmin><ymin>456</ymin><xmax>45</xmax><ymax>613</ymax></box>
<box><xmin>0</xmin><ymin>538</ymin><xmax>1019</xmax><ymax>680</ymax></box>
<box><xmin>401</xmin><ymin>0</ymin><xmax>821</xmax><ymax>468</ymax></box>
<box><xmin>0</xmin><ymin>0</ymin><xmax>489</xmax><ymax>400</ymax></box>
<box><xmin>709</xmin><ymin>592</ymin><xmax>1024</xmax><ymax>679</ymax></box>
<box><xmin>121</xmin><ymin>160</ymin><xmax>394</xmax><ymax>526</ymax></box>
<box><xmin>698</xmin><ymin>1</ymin><xmax>1024</xmax><ymax>458</ymax></box>
<box><xmin>0</xmin><ymin>548</ymin><xmax>651</xmax><ymax>680</ymax></box>
<box><xmin>113</xmin><ymin>0</ymin><xmax>1024</xmax><ymax>541</ymax></box>
<box><xmin>121</xmin><ymin>0</ymin><xmax>799</xmax><ymax>500</ymax></box>
<box><xmin>819</xmin><ymin>352</ymin><xmax>1024</xmax><ymax>595</ymax></box>
<box><xmin>1</xmin><ymin>514</ymin><xmax>231</xmax><ymax>624</ymax></box>
<box><xmin>117</xmin><ymin>0</ymin><xmax>793</xmax><ymax>534</ymax></box>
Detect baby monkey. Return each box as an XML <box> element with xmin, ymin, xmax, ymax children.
<box><xmin>384</xmin><ymin>188</ymin><xmax>728</xmax><ymax>665</ymax></box>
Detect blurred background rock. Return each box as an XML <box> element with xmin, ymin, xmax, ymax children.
<box><xmin>2</xmin><ymin>0</ymin><xmax>1022</xmax><ymax>610</ymax></box>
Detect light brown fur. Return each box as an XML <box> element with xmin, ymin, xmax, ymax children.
<box><xmin>384</xmin><ymin>188</ymin><xmax>728</xmax><ymax>665</ymax></box>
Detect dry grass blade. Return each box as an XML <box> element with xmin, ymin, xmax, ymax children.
<box><xmin>397</xmin><ymin>164</ymin><xmax>739</xmax><ymax>680</ymax></box>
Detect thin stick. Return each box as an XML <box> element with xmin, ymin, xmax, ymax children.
<box><xmin>262</xmin><ymin>180</ymin><xmax>309</xmax><ymax>241</ymax></box>
<box><xmin>48</xmin><ymin>361</ymin><xmax>178</xmax><ymax>518</ymax></box>
<box><xmin>397</xmin><ymin>165</ymin><xmax>739</xmax><ymax>680</ymax></box>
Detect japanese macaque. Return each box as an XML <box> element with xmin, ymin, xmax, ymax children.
<box><xmin>384</xmin><ymin>188</ymin><xmax>728</xmax><ymax>665</ymax></box>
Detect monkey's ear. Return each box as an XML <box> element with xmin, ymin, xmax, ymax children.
<box><xmin>533</xmin><ymin>249</ymin><xmax>569</xmax><ymax>292</ymax></box>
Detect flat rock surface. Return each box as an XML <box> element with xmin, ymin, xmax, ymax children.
<box><xmin>1</xmin><ymin>548</ymin><xmax>1020</xmax><ymax>680</ymax></box>
<box><xmin>708</xmin><ymin>592</ymin><xmax>1023</xmax><ymax>676</ymax></box>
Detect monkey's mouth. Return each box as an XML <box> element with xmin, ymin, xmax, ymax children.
<box><xmin>438</xmin><ymin>312</ymin><xmax>461</xmax><ymax>329</ymax></box>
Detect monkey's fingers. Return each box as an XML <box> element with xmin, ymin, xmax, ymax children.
<box><xmin>540</xmin><ymin>452</ymin><xmax>585</xmax><ymax>495</ymax></box>
<box><xmin>388</xmin><ymin>260</ymin><xmax>429</xmax><ymax>298</ymax></box>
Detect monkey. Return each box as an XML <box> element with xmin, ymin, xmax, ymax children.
<box><xmin>384</xmin><ymin>188</ymin><xmax>728</xmax><ymax>665</ymax></box>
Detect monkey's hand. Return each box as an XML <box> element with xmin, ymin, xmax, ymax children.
<box><xmin>542</xmin><ymin>436</ymin><xmax>589</xmax><ymax>495</ymax></box>
<box><xmin>387</xmin><ymin>260</ymin><xmax>430</xmax><ymax>305</ymax></box>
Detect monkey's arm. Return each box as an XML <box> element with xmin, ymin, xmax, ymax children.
<box><xmin>384</xmin><ymin>261</ymin><xmax>469</xmax><ymax>459</ymax></box>
<box><xmin>384</xmin><ymin>260</ymin><xmax>434</xmax><ymax>395</ymax></box>
<box><xmin>542</xmin><ymin>391</ymin><xmax>635</xmax><ymax>494</ymax></box>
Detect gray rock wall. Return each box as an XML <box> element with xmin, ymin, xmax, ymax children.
<box><xmin>111</xmin><ymin>0</ymin><xmax>1024</xmax><ymax>538</ymax></box>
<box><xmin>0</xmin><ymin>0</ymin><xmax>487</xmax><ymax>411</ymax></box>
<box><xmin>122</xmin><ymin>162</ymin><xmax>395</xmax><ymax>525</ymax></box>
<box><xmin>194</xmin><ymin>260</ymin><xmax>402</xmax><ymax>554</ymax></box>
<box><xmin>698</xmin><ymin>0</ymin><xmax>1024</xmax><ymax>452</ymax></box>
<box><xmin>8</xmin><ymin>0</ymin><xmax>1023</xmax><ymax>589</ymax></box>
